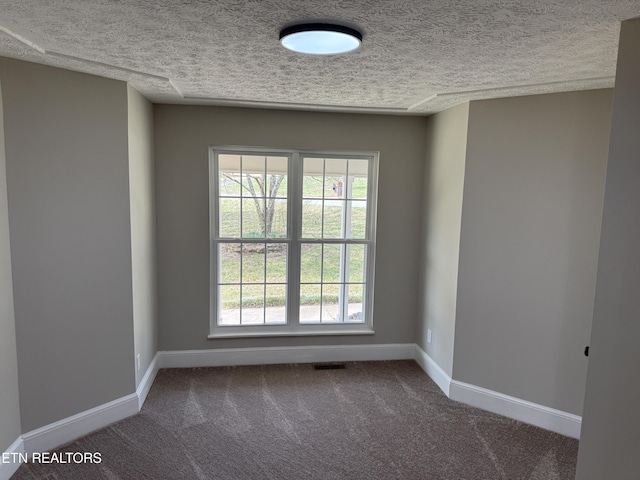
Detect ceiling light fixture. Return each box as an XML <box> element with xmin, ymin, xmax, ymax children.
<box><xmin>279</xmin><ymin>23</ymin><xmax>362</xmax><ymax>55</ymax></box>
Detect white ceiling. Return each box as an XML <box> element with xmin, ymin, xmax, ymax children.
<box><xmin>0</xmin><ymin>1</ymin><xmax>638</xmax><ymax>115</ymax></box>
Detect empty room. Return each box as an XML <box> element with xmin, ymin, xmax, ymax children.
<box><xmin>1</xmin><ymin>2</ymin><xmax>640</xmax><ymax>479</ymax></box>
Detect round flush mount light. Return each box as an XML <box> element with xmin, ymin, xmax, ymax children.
<box><xmin>279</xmin><ymin>23</ymin><xmax>362</xmax><ymax>55</ymax></box>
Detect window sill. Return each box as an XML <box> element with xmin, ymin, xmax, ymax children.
<box><xmin>208</xmin><ymin>327</ymin><xmax>375</xmax><ymax>339</ymax></box>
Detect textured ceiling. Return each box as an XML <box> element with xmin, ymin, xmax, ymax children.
<box><xmin>0</xmin><ymin>1</ymin><xmax>638</xmax><ymax>115</ymax></box>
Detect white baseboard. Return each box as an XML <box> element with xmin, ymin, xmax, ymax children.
<box><xmin>20</xmin><ymin>354</ymin><xmax>159</xmax><ymax>456</ymax></box>
<box><xmin>10</xmin><ymin>345</ymin><xmax>413</xmax><ymax>459</ymax></box>
<box><xmin>136</xmin><ymin>353</ymin><xmax>159</xmax><ymax>410</ymax></box>
<box><xmin>412</xmin><ymin>345</ymin><xmax>581</xmax><ymax>439</ymax></box>
<box><xmin>158</xmin><ymin>343</ymin><xmax>416</xmax><ymax>369</ymax></box>
<box><xmin>7</xmin><ymin>344</ymin><xmax>415</xmax><ymax>467</ymax></box>
<box><xmin>413</xmin><ymin>345</ymin><xmax>452</xmax><ymax>396</ymax></box>
<box><xmin>0</xmin><ymin>436</ymin><xmax>25</xmax><ymax>480</ymax></box>
<box><xmin>21</xmin><ymin>393</ymin><xmax>139</xmax><ymax>454</ymax></box>
<box><xmin>7</xmin><ymin>342</ymin><xmax>581</xmax><ymax>473</ymax></box>
<box><xmin>449</xmin><ymin>380</ymin><xmax>582</xmax><ymax>439</ymax></box>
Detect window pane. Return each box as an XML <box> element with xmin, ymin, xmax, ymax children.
<box><xmin>220</xmin><ymin>244</ymin><xmax>241</xmax><ymax>284</ymax></box>
<box><xmin>266</xmin><ymin>198</ymin><xmax>287</xmax><ymax>238</ymax></box>
<box><xmin>303</xmin><ymin>158</ymin><xmax>324</xmax><ymax>198</ymax></box>
<box><xmin>348</xmin><ymin>160</ymin><xmax>368</xmax><ymax>199</ymax></box>
<box><xmin>242</xmin><ymin>198</ymin><xmax>264</xmax><ymax>238</ymax></box>
<box><xmin>302</xmin><ymin>200</ymin><xmax>322</xmax><ymax>239</ymax></box>
<box><xmin>266</xmin><ymin>244</ymin><xmax>287</xmax><ymax>283</ymax></box>
<box><xmin>300</xmin><ymin>284</ymin><xmax>321</xmax><ymax>324</ymax></box>
<box><xmin>300</xmin><ymin>244</ymin><xmax>322</xmax><ymax>283</ymax></box>
<box><xmin>322</xmin><ymin>244</ymin><xmax>342</xmax><ymax>283</ymax></box>
<box><xmin>219</xmin><ymin>155</ymin><xmax>242</xmax><ymax>197</ymax></box>
<box><xmin>242</xmin><ymin>284</ymin><xmax>264</xmax><ymax>324</ymax></box>
<box><xmin>266</xmin><ymin>157</ymin><xmax>288</xmax><ymax>198</ymax></box>
<box><xmin>265</xmin><ymin>284</ymin><xmax>286</xmax><ymax>324</ymax></box>
<box><xmin>219</xmin><ymin>285</ymin><xmax>240</xmax><ymax>325</ymax></box>
<box><xmin>219</xmin><ymin>175</ymin><xmax>241</xmax><ymax>196</ymax></box>
<box><xmin>321</xmin><ymin>284</ymin><xmax>340</xmax><ymax>323</ymax></box>
<box><xmin>325</xmin><ymin>159</ymin><xmax>347</xmax><ymax>199</ymax></box>
<box><xmin>346</xmin><ymin>283</ymin><xmax>365</xmax><ymax>323</ymax></box>
<box><xmin>241</xmin><ymin>156</ymin><xmax>266</xmax><ymax>195</ymax></box>
<box><xmin>219</xmin><ymin>154</ymin><xmax>241</xmax><ymax>171</ymax></box>
<box><xmin>348</xmin><ymin>244</ymin><xmax>366</xmax><ymax>283</ymax></box>
<box><xmin>323</xmin><ymin>201</ymin><xmax>345</xmax><ymax>238</ymax></box>
<box><xmin>347</xmin><ymin>200</ymin><xmax>367</xmax><ymax>239</ymax></box>
<box><xmin>242</xmin><ymin>173</ymin><xmax>266</xmax><ymax>200</ymax></box>
<box><xmin>213</xmin><ymin>149</ymin><xmax>375</xmax><ymax>332</ymax></box>
<box><xmin>220</xmin><ymin>198</ymin><xmax>241</xmax><ymax>238</ymax></box>
<box><xmin>242</xmin><ymin>244</ymin><xmax>265</xmax><ymax>284</ymax></box>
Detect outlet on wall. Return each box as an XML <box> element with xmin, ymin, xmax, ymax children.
<box><xmin>136</xmin><ymin>353</ymin><xmax>141</xmax><ymax>372</ymax></box>
<box><xmin>427</xmin><ymin>329</ymin><xmax>432</xmax><ymax>344</ymax></box>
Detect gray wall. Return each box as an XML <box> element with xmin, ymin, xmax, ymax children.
<box><xmin>417</xmin><ymin>103</ymin><xmax>469</xmax><ymax>376</ymax></box>
<box><xmin>0</xmin><ymin>80</ymin><xmax>22</xmax><ymax>452</ymax></box>
<box><xmin>453</xmin><ymin>90</ymin><xmax>612</xmax><ymax>415</ymax></box>
<box><xmin>0</xmin><ymin>58</ymin><xmax>136</xmax><ymax>431</ymax></box>
<box><xmin>576</xmin><ymin>18</ymin><xmax>640</xmax><ymax>479</ymax></box>
<box><xmin>155</xmin><ymin>105</ymin><xmax>426</xmax><ymax>350</ymax></box>
<box><xmin>127</xmin><ymin>85</ymin><xmax>157</xmax><ymax>386</ymax></box>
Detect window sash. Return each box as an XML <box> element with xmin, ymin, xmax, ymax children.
<box><xmin>209</xmin><ymin>147</ymin><xmax>378</xmax><ymax>338</ymax></box>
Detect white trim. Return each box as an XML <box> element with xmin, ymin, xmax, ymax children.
<box><xmin>209</xmin><ymin>147</ymin><xmax>379</xmax><ymax>338</ymax></box>
<box><xmin>412</xmin><ymin>344</ymin><xmax>581</xmax><ymax>439</ymax></box>
<box><xmin>158</xmin><ymin>343</ymin><xmax>415</xmax><ymax>369</ymax></box>
<box><xmin>9</xmin><ymin>346</ymin><xmax>413</xmax><ymax>460</ymax></box>
<box><xmin>0</xmin><ymin>436</ymin><xmax>25</xmax><ymax>480</ymax></box>
<box><xmin>21</xmin><ymin>394</ymin><xmax>139</xmax><ymax>454</ymax></box>
<box><xmin>208</xmin><ymin>327</ymin><xmax>374</xmax><ymax>339</ymax></box>
<box><xmin>6</xmin><ymin>343</ymin><xmax>581</xmax><ymax>471</ymax></box>
<box><xmin>136</xmin><ymin>353</ymin><xmax>159</xmax><ymax>410</ymax></box>
<box><xmin>449</xmin><ymin>380</ymin><xmax>582</xmax><ymax>439</ymax></box>
<box><xmin>19</xmin><ymin>355</ymin><xmax>160</xmax><ymax>456</ymax></box>
<box><xmin>413</xmin><ymin>345</ymin><xmax>452</xmax><ymax>397</ymax></box>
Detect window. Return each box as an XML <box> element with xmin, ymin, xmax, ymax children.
<box><xmin>209</xmin><ymin>147</ymin><xmax>378</xmax><ymax>337</ymax></box>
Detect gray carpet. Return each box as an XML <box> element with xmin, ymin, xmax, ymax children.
<box><xmin>12</xmin><ymin>361</ymin><xmax>578</xmax><ymax>479</ymax></box>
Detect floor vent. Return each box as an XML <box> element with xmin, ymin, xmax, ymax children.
<box><xmin>313</xmin><ymin>363</ymin><xmax>346</xmax><ymax>370</ymax></box>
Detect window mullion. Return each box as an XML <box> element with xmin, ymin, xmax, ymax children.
<box><xmin>320</xmin><ymin>159</ymin><xmax>326</xmax><ymax>323</ymax></box>
<box><xmin>210</xmin><ymin>151</ymin><xmax>220</xmax><ymax>331</ymax></box>
<box><xmin>340</xmin><ymin>245</ymin><xmax>349</xmax><ymax>323</ymax></box>
<box><xmin>262</xmin><ymin>160</ymin><xmax>267</xmax><ymax>325</ymax></box>
<box><xmin>288</xmin><ymin>152</ymin><xmax>301</xmax><ymax>328</ymax></box>
<box><xmin>339</xmin><ymin>161</ymin><xmax>351</xmax><ymax>323</ymax></box>
<box><xmin>239</xmin><ymin>242</ymin><xmax>243</xmax><ymax>325</ymax></box>
<box><xmin>263</xmin><ymin>239</ymin><xmax>267</xmax><ymax>325</ymax></box>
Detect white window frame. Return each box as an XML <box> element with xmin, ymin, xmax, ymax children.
<box><xmin>208</xmin><ymin>146</ymin><xmax>378</xmax><ymax>338</ymax></box>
